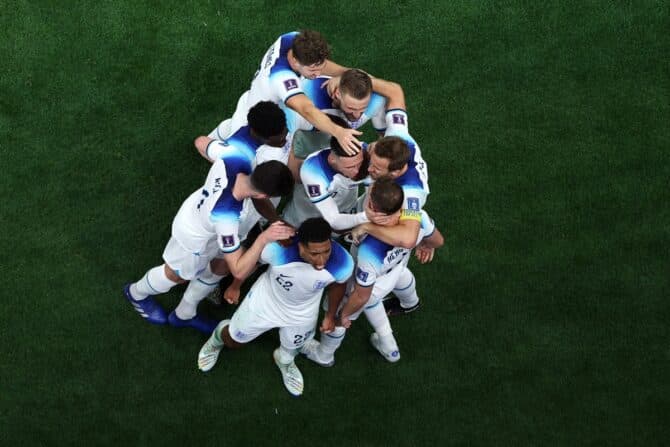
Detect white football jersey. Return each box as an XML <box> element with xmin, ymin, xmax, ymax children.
<box><xmin>246</xmin><ymin>32</ymin><xmax>304</xmax><ymax>110</ymax></box>
<box><xmin>383</xmin><ymin>110</ymin><xmax>430</xmax><ymax>212</ymax></box>
<box><xmin>353</xmin><ymin>210</ymin><xmax>435</xmax><ymax>287</ymax></box>
<box><xmin>205</xmin><ymin>125</ymin><xmax>293</xmax><ymax>241</ymax></box>
<box><xmin>245</xmin><ymin>238</ymin><xmax>354</xmax><ymax>325</ymax></box>
<box><xmin>282</xmin><ymin>76</ymin><xmax>387</xmax><ymax>133</ymax></box>
<box><xmin>171</xmin><ymin>147</ymin><xmax>252</xmax><ymax>254</ymax></box>
<box><xmin>282</xmin><ymin>148</ymin><xmax>369</xmax><ymax>228</ymax></box>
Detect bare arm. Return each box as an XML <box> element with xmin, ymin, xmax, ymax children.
<box><xmin>421</xmin><ymin>226</ymin><xmax>444</xmax><ymax>249</ymax></box>
<box><xmin>353</xmin><ymin>218</ymin><xmax>421</xmax><ymax>250</ymax></box>
<box><xmin>339</xmin><ymin>283</ymin><xmax>373</xmax><ymax>328</ymax></box>
<box><xmin>286</xmin><ymin>94</ymin><xmax>362</xmax><ymax>154</ymax></box>
<box><xmin>414</xmin><ymin>225</ymin><xmax>445</xmax><ymax>264</ymax></box>
<box><xmin>370</xmin><ymin>78</ymin><xmax>406</xmax><ymax>110</ymax></box>
<box><xmin>223</xmin><ymin>222</ymin><xmax>294</xmax><ymax>280</ymax></box>
<box><xmin>320</xmin><ymin>281</ymin><xmax>347</xmax><ymax>333</ymax></box>
<box><xmin>194</xmin><ymin>136</ymin><xmax>218</xmax><ymax>163</ymax></box>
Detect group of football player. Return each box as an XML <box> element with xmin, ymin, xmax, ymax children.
<box><xmin>123</xmin><ymin>30</ymin><xmax>444</xmax><ymax>396</ymax></box>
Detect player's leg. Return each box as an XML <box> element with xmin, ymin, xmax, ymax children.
<box><xmin>364</xmin><ymin>300</ymin><xmax>401</xmax><ymax>363</ymax></box>
<box><xmin>275</xmin><ymin>324</ymin><xmax>315</xmax><ymax>396</ymax></box>
<box><xmin>198</xmin><ymin>285</ymin><xmax>273</xmax><ymax>372</ymax></box>
<box><xmin>301</xmin><ymin>289</ymin><xmax>361</xmax><ymax>367</ymax></box>
<box><xmin>124</xmin><ymin>237</ymin><xmax>189</xmax><ymax>325</ymax></box>
<box><xmin>301</xmin><ymin>326</ymin><xmax>344</xmax><ymax>367</ymax></box>
<box><xmin>364</xmin><ymin>276</ymin><xmax>401</xmax><ymax>362</ymax></box>
<box><xmin>168</xmin><ymin>237</ymin><xmax>223</xmax><ymax>333</ymax></box>
<box><xmin>384</xmin><ymin>266</ymin><xmax>420</xmax><ymax>316</ymax></box>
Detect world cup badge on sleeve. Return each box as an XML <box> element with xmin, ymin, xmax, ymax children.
<box><xmin>283</xmin><ymin>79</ymin><xmax>299</xmax><ymax>91</ymax></box>
<box><xmin>307</xmin><ymin>184</ymin><xmax>321</xmax><ymax>198</ymax></box>
<box><xmin>221</xmin><ymin>235</ymin><xmax>235</xmax><ymax>248</ymax></box>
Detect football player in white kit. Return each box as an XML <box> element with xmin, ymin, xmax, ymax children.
<box><xmin>282</xmin><ymin>117</ymin><xmax>378</xmax><ymax>232</ymax></box>
<box><xmin>123</xmin><ymin>120</ymin><xmax>295</xmax><ymax>333</ymax></box>
<box><xmin>301</xmin><ymin>179</ymin><xmax>444</xmax><ymax>365</ymax></box>
<box><xmin>197</xmin><ymin>218</ymin><xmax>354</xmax><ymax>396</ymax></box>
<box><xmin>353</xmin><ymin>111</ymin><xmax>432</xmax><ymax>314</ymax></box>
<box><xmin>208</xmin><ymin>30</ymin><xmax>362</xmax><ymax>154</ymax></box>
<box><xmin>285</xmin><ymin>69</ymin><xmax>403</xmax><ymax>180</ymax></box>
<box><xmin>197</xmin><ymin>101</ymin><xmax>291</xmax><ymax>243</ymax></box>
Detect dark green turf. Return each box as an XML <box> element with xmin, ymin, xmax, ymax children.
<box><xmin>1</xmin><ymin>1</ymin><xmax>668</xmax><ymax>445</ymax></box>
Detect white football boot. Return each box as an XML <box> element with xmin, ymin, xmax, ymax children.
<box><xmin>198</xmin><ymin>320</ymin><xmax>230</xmax><ymax>372</ymax></box>
<box><xmin>370</xmin><ymin>332</ymin><xmax>401</xmax><ymax>363</ymax></box>
<box><xmin>273</xmin><ymin>349</ymin><xmax>304</xmax><ymax>396</ymax></box>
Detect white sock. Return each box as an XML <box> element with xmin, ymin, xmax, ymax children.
<box><xmin>211</xmin><ymin>321</ymin><xmax>227</xmax><ymax>348</ymax></box>
<box><xmin>175</xmin><ymin>266</ymin><xmax>225</xmax><ymax>320</ymax></box>
<box><xmin>319</xmin><ymin>326</ymin><xmax>346</xmax><ymax>357</ymax></box>
<box><xmin>363</xmin><ymin>301</ymin><xmax>392</xmax><ymax>335</ymax></box>
<box><xmin>277</xmin><ymin>345</ymin><xmax>298</xmax><ymax>364</ymax></box>
<box><xmin>131</xmin><ymin>265</ymin><xmax>178</xmax><ymax>300</ymax></box>
<box><xmin>394</xmin><ymin>268</ymin><xmax>419</xmax><ymax>308</ymax></box>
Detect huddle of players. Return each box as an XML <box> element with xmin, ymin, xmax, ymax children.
<box><xmin>123</xmin><ymin>30</ymin><xmax>444</xmax><ymax>396</ymax></box>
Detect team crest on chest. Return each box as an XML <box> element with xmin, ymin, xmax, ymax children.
<box><xmin>356</xmin><ymin>267</ymin><xmax>368</xmax><ymax>283</ymax></box>
<box><xmin>312</xmin><ymin>280</ymin><xmax>328</xmax><ymax>290</ymax></box>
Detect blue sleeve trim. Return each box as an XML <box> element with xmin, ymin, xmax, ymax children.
<box><xmin>284</xmin><ymin>91</ymin><xmax>305</xmax><ymax>104</ymax></box>
<box><xmin>311</xmin><ymin>195</ymin><xmax>331</xmax><ymax>204</ymax></box>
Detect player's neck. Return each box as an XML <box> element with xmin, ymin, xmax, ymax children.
<box><xmin>232</xmin><ymin>174</ymin><xmax>251</xmax><ymax>201</ymax></box>
<box><xmin>390</xmin><ymin>164</ymin><xmax>408</xmax><ymax>179</ymax></box>
<box><xmin>286</xmin><ymin>50</ymin><xmax>301</xmax><ymax>75</ymax></box>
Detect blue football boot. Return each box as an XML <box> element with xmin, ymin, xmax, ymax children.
<box><xmin>168</xmin><ymin>311</ymin><xmax>218</xmax><ymax>334</ymax></box>
<box><xmin>123</xmin><ymin>284</ymin><xmax>168</xmax><ymax>325</ymax></box>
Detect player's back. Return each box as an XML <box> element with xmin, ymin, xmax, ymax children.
<box><xmin>171</xmin><ymin>146</ymin><xmax>252</xmax><ymax>251</ymax></box>
<box><xmin>247</xmin><ymin>32</ymin><xmax>303</xmax><ymax>109</ymax></box>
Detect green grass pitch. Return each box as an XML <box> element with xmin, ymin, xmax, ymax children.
<box><xmin>1</xmin><ymin>1</ymin><xmax>668</xmax><ymax>445</ymax></box>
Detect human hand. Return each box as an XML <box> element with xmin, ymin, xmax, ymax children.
<box><xmin>223</xmin><ymin>284</ymin><xmax>241</xmax><ymax>304</ymax></box>
<box><xmin>321</xmin><ymin>76</ymin><xmax>341</xmax><ymax>98</ymax></box>
<box><xmin>365</xmin><ymin>209</ymin><xmax>395</xmax><ymax>226</ymax></box>
<box><xmin>339</xmin><ymin>315</ymin><xmax>352</xmax><ymax>329</ymax></box>
<box><xmin>334</xmin><ymin>127</ymin><xmax>363</xmax><ymax>155</ymax></box>
<box><xmin>261</xmin><ymin>221</ymin><xmax>295</xmax><ymax>243</ymax></box>
<box><xmin>350</xmin><ymin>224</ymin><xmax>369</xmax><ymax>245</ymax></box>
<box><xmin>320</xmin><ymin>314</ymin><xmax>336</xmax><ymax>333</ymax></box>
<box><xmin>414</xmin><ymin>243</ymin><xmax>435</xmax><ymax>264</ymax></box>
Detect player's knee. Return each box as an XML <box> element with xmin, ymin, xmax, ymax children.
<box><xmin>163</xmin><ymin>264</ymin><xmax>185</xmax><ymax>283</ymax></box>
<box><xmin>222</xmin><ymin>324</ymin><xmax>244</xmax><ymax>349</ymax></box>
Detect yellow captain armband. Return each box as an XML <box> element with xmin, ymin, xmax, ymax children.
<box><xmin>400</xmin><ymin>208</ymin><xmax>422</xmax><ymax>222</ymax></box>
